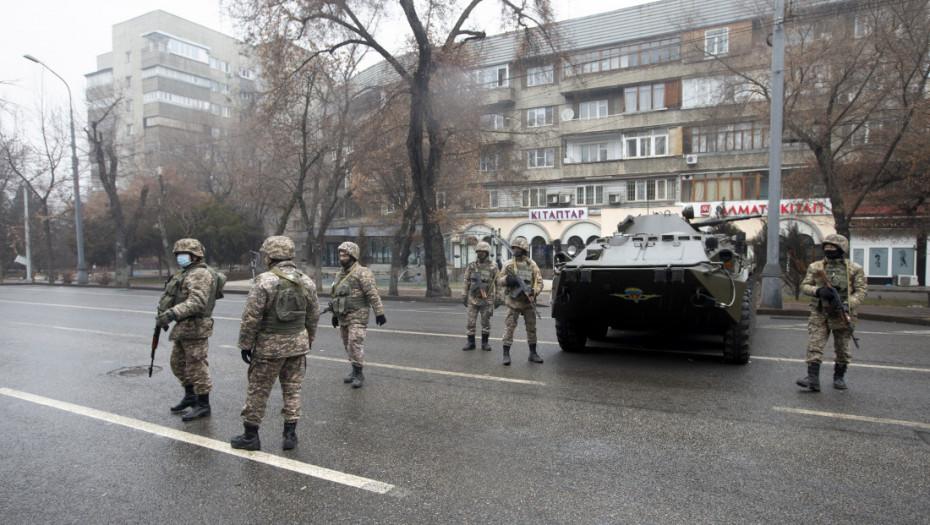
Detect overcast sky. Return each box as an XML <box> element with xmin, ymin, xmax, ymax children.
<box><xmin>1</xmin><ymin>0</ymin><xmax>653</xmax><ymax>131</ymax></box>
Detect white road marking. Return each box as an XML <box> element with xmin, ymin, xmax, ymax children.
<box><xmin>220</xmin><ymin>346</ymin><xmax>546</xmax><ymax>386</ymax></box>
<box><xmin>750</xmin><ymin>355</ymin><xmax>930</xmax><ymax>373</ymax></box>
<box><xmin>11</xmin><ymin>321</ymin><xmax>148</xmax><ymax>339</ymax></box>
<box><xmin>0</xmin><ymin>300</ymin><xmax>241</xmax><ymax>320</ymax></box>
<box><xmin>0</xmin><ymin>387</ymin><xmax>396</xmax><ymax>495</ymax></box>
<box><xmin>773</xmin><ymin>406</ymin><xmax>930</xmax><ymax>431</ymax></box>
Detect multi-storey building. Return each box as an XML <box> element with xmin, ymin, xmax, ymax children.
<box><xmin>85</xmin><ymin>10</ymin><xmax>258</xmax><ymax>186</ymax></box>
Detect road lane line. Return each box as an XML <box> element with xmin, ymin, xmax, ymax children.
<box><xmin>0</xmin><ymin>387</ymin><xmax>396</xmax><ymax>495</ymax></box>
<box><xmin>11</xmin><ymin>321</ymin><xmax>148</xmax><ymax>339</ymax></box>
<box><xmin>220</xmin><ymin>346</ymin><xmax>546</xmax><ymax>386</ymax></box>
<box><xmin>751</xmin><ymin>355</ymin><xmax>930</xmax><ymax>373</ymax></box>
<box><xmin>773</xmin><ymin>406</ymin><xmax>930</xmax><ymax>431</ymax></box>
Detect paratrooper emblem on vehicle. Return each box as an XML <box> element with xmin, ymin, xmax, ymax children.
<box><xmin>612</xmin><ymin>287</ymin><xmax>660</xmax><ymax>303</ymax></box>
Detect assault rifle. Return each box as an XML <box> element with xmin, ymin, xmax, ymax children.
<box><xmin>818</xmin><ymin>268</ymin><xmax>860</xmax><ymax>349</ymax></box>
<box><xmin>470</xmin><ymin>271</ymin><xmax>491</xmax><ymax>310</ymax></box>
<box><xmin>150</xmin><ymin>324</ymin><xmax>167</xmax><ymax>377</ymax></box>
<box><xmin>507</xmin><ymin>266</ymin><xmax>541</xmax><ymax>319</ymax></box>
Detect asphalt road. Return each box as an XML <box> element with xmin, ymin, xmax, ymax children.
<box><xmin>1</xmin><ymin>285</ymin><xmax>928</xmax><ymax>524</ymax></box>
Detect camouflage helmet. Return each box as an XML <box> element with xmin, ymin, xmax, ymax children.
<box><xmin>260</xmin><ymin>235</ymin><xmax>295</xmax><ymax>260</ymax></box>
<box><xmin>338</xmin><ymin>241</ymin><xmax>360</xmax><ymax>260</ymax></box>
<box><xmin>511</xmin><ymin>237</ymin><xmax>529</xmax><ymax>253</ymax></box>
<box><xmin>822</xmin><ymin>234</ymin><xmax>849</xmax><ymax>255</ymax></box>
<box><xmin>475</xmin><ymin>241</ymin><xmax>491</xmax><ymax>254</ymax></box>
<box><xmin>172</xmin><ymin>238</ymin><xmax>205</xmax><ymax>258</ymax></box>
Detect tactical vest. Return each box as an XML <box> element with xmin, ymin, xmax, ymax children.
<box><xmin>812</xmin><ymin>260</ymin><xmax>850</xmax><ymax>311</ymax></box>
<box><xmin>509</xmin><ymin>258</ymin><xmax>537</xmax><ymax>300</ymax></box>
<box><xmin>331</xmin><ymin>265</ymin><xmax>367</xmax><ymax>315</ymax></box>
<box><xmin>158</xmin><ymin>263</ymin><xmax>219</xmax><ymax>317</ymax></box>
<box><xmin>260</xmin><ymin>269</ymin><xmax>308</xmax><ymax>335</ymax></box>
<box><xmin>469</xmin><ymin>262</ymin><xmax>494</xmax><ymax>294</ymax></box>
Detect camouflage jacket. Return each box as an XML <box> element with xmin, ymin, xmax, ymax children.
<box><xmin>238</xmin><ymin>261</ymin><xmax>320</xmax><ymax>359</ymax></box>
<box><xmin>462</xmin><ymin>258</ymin><xmax>499</xmax><ymax>307</ymax></box>
<box><xmin>497</xmin><ymin>256</ymin><xmax>544</xmax><ymax>309</ymax></box>
<box><xmin>332</xmin><ymin>262</ymin><xmax>384</xmax><ymax>326</ymax></box>
<box><xmin>160</xmin><ymin>263</ymin><xmax>216</xmax><ymax>341</ymax></box>
<box><xmin>801</xmin><ymin>258</ymin><xmax>867</xmax><ymax>315</ymax></box>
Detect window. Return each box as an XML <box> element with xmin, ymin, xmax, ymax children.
<box><xmin>527</xmin><ymin>148</ymin><xmax>554</xmax><ymax>168</ymax></box>
<box><xmin>527</xmin><ymin>65</ymin><xmax>553</xmax><ymax>86</ymax></box>
<box><xmin>481</xmin><ymin>114</ymin><xmax>505</xmax><ymax>130</ymax></box>
<box><xmin>126</xmin><ymin>124</ymin><xmax>134</xmax><ymax>136</ymax></box>
<box><xmin>221</xmin><ymin>60</ymin><xmax>230</xmax><ymax>73</ymax></box>
<box><xmin>576</xmin><ymin>185</ymin><xmax>604</xmax><ymax>205</ymax></box>
<box><xmin>580</xmin><ymin>143</ymin><xmax>608</xmax><ymax>163</ymax></box>
<box><xmin>478</xmin><ymin>153</ymin><xmax>500</xmax><ymax>172</ymax></box>
<box><xmin>854</xmin><ymin>15</ymin><xmax>871</xmax><ymax>38</ymax></box>
<box><xmin>125</xmin><ymin>76</ymin><xmax>132</xmax><ymax>87</ymax></box>
<box><xmin>437</xmin><ymin>192</ymin><xmax>447</xmax><ymax>209</ymax></box>
<box><xmin>142</xmin><ymin>66</ymin><xmax>213</xmax><ymax>88</ymax></box>
<box><xmin>522</xmin><ymin>188</ymin><xmax>547</xmax><ymax>207</ymax></box>
<box><xmin>483</xmin><ymin>190</ymin><xmax>499</xmax><ymax>209</ymax></box>
<box><xmin>624</xmin><ymin>129</ymin><xmax>668</xmax><ymax>158</ymax></box>
<box><xmin>705</xmin><ymin>28</ymin><xmax>729</xmax><ymax>57</ymax></box>
<box><xmin>626</xmin><ymin>178</ymin><xmax>678</xmax><ymax>202</ymax></box>
<box><xmin>211</xmin><ymin>127</ymin><xmax>221</xmax><ymax>138</ymax></box>
<box><xmin>679</xmin><ymin>172</ymin><xmax>767</xmax><ymax>202</ymax></box>
<box><xmin>238</xmin><ymin>68</ymin><xmax>256</xmax><ymax>80</ymax></box>
<box><xmin>221</xmin><ymin>106</ymin><xmax>231</xmax><ymax>118</ymax></box>
<box><xmin>125</xmin><ymin>51</ymin><xmax>131</xmax><ymax>63</ymax></box>
<box><xmin>478</xmin><ymin>65</ymin><xmax>509</xmax><ymax>88</ymax></box>
<box><xmin>527</xmin><ymin>106</ymin><xmax>553</xmax><ymax>127</ymax></box>
<box><xmin>210</xmin><ymin>57</ymin><xmax>220</xmax><ymax>69</ymax></box>
<box><xmin>690</xmin><ymin>122</ymin><xmax>768</xmax><ymax>153</ymax></box>
<box><xmin>624</xmin><ymin>84</ymin><xmax>665</xmax><ymax>112</ymax></box>
<box><xmin>566</xmin><ymin>39</ymin><xmax>680</xmax><ymax>76</ymax></box>
<box><xmin>143</xmin><ymin>91</ymin><xmax>212</xmax><ymax>111</ymax></box>
<box><xmin>579</xmin><ymin>100</ymin><xmax>608</xmax><ymax>119</ymax></box>
<box><xmin>221</xmin><ymin>84</ymin><xmax>230</xmax><ymax>95</ymax></box>
<box><xmin>168</xmin><ymin>38</ymin><xmax>209</xmax><ymax>63</ymax></box>
<box><xmin>126</xmin><ymin>100</ymin><xmax>133</xmax><ymax>112</ymax></box>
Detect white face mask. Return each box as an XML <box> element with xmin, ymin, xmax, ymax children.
<box><xmin>176</xmin><ymin>254</ymin><xmax>192</xmax><ymax>268</ymax></box>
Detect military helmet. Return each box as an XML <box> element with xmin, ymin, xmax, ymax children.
<box><xmin>475</xmin><ymin>241</ymin><xmax>491</xmax><ymax>254</ymax></box>
<box><xmin>822</xmin><ymin>234</ymin><xmax>849</xmax><ymax>255</ymax></box>
<box><xmin>338</xmin><ymin>241</ymin><xmax>360</xmax><ymax>260</ymax></box>
<box><xmin>260</xmin><ymin>235</ymin><xmax>295</xmax><ymax>260</ymax></box>
<box><xmin>511</xmin><ymin>237</ymin><xmax>529</xmax><ymax>253</ymax></box>
<box><xmin>173</xmin><ymin>238</ymin><xmax>205</xmax><ymax>258</ymax></box>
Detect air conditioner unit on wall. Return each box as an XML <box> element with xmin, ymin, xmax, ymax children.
<box><xmin>560</xmin><ymin>194</ymin><xmax>572</xmax><ymax>204</ymax></box>
<box><xmin>685</xmin><ymin>154</ymin><xmax>698</xmax><ymax>165</ymax></box>
<box><xmin>895</xmin><ymin>275</ymin><xmax>919</xmax><ymax>286</ymax></box>
<box><xmin>547</xmin><ymin>194</ymin><xmax>559</xmax><ymax>205</ymax></box>
<box><xmin>608</xmin><ymin>193</ymin><xmax>620</xmax><ymax>204</ymax></box>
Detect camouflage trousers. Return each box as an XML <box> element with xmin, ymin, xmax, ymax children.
<box><xmin>240</xmin><ymin>355</ymin><xmax>307</xmax><ymax>427</ymax></box>
<box><xmin>502</xmin><ymin>304</ymin><xmax>538</xmax><ymax>346</ymax></box>
<box><xmin>170</xmin><ymin>338</ymin><xmax>211</xmax><ymax>395</ymax></box>
<box><xmin>340</xmin><ymin>323</ymin><xmax>367</xmax><ymax>366</ymax></box>
<box><xmin>465</xmin><ymin>303</ymin><xmax>492</xmax><ymax>336</ymax></box>
<box><xmin>806</xmin><ymin>311</ymin><xmax>855</xmax><ymax>366</ymax></box>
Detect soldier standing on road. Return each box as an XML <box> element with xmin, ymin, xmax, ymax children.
<box><xmin>231</xmin><ymin>236</ymin><xmax>319</xmax><ymax>451</ymax></box>
<box><xmin>461</xmin><ymin>241</ymin><xmax>499</xmax><ymax>351</ymax></box>
<box><xmin>498</xmin><ymin>237</ymin><xmax>545</xmax><ymax>365</ymax></box>
<box><xmin>796</xmin><ymin>234</ymin><xmax>867</xmax><ymax>391</ymax></box>
<box><xmin>331</xmin><ymin>241</ymin><xmax>386</xmax><ymax>388</ymax></box>
<box><xmin>156</xmin><ymin>238</ymin><xmax>219</xmax><ymax>421</ymax></box>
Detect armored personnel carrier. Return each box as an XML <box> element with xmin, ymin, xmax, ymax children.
<box><xmin>550</xmin><ymin>207</ymin><xmax>759</xmax><ymax>364</ymax></box>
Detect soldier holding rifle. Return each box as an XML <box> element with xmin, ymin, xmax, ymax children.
<box><xmin>497</xmin><ymin>237</ymin><xmax>544</xmax><ymax>366</ymax></box>
<box><xmin>461</xmin><ymin>241</ymin><xmax>499</xmax><ymax>351</ymax></box>
<box><xmin>796</xmin><ymin>234</ymin><xmax>867</xmax><ymax>391</ymax></box>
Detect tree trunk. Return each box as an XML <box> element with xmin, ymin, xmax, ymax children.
<box><xmin>156</xmin><ymin>171</ymin><xmax>175</xmax><ymax>276</ymax></box>
<box><xmin>40</xmin><ymin>202</ymin><xmax>55</xmax><ymax>284</ymax></box>
<box><xmin>388</xmin><ymin>201</ymin><xmax>418</xmax><ymax>296</ymax></box>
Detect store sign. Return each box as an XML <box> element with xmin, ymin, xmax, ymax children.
<box><xmin>529</xmin><ymin>207</ymin><xmax>588</xmax><ymax>221</ymax></box>
<box><xmin>696</xmin><ymin>199</ymin><xmax>830</xmax><ymax>217</ymax></box>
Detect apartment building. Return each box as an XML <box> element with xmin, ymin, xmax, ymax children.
<box><xmin>85</xmin><ymin>10</ymin><xmax>258</xmax><ymax>186</ymax></box>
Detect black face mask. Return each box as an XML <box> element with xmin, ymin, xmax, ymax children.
<box><xmin>340</xmin><ymin>257</ymin><xmax>354</xmax><ymax>269</ymax></box>
<box><xmin>825</xmin><ymin>249</ymin><xmax>843</xmax><ymax>259</ymax></box>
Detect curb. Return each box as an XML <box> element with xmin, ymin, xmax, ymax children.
<box><xmin>757</xmin><ymin>307</ymin><xmax>930</xmax><ymax>327</ymax></box>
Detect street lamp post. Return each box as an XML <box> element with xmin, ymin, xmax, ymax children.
<box><xmin>24</xmin><ymin>54</ymin><xmax>87</xmax><ymax>284</ymax></box>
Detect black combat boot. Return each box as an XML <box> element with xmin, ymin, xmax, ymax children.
<box><xmin>282</xmin><ymin>421</ymin><xmax>298</xmax><ymax>450</ymax></box>
<box><xmin>352</xmin><ymin>365</ymin><xmax>364</xmax><ymax>388</ymax></box>
<box><xmin>502</xmin><ymin>345</ymin><xmax>511</xmax><ymax>366</ymax></box>
<box><xmin>462</xmin><ymin>334</ymin><xmax>476</xmax><ymax>351</ymax></box>
<box><xmin>833</xmin><ymin>363</ymin><xmax>848</xmax><ymax>390</ymax></box>
<box><xmin>796</xmin><ymin>362</ymin><xmax>821</xmax><ymax>391</ymax></box>
<box><xmin>481</xmin><ymin>333</ymin><xmax>492</xmax><ymax>351</ymax></box>
<box><xmin>343</xmin><ymin>365</ymin><xmax>356</xmax><ymax>384</ymax></box>
<box><xmin>182</xmin><ymin>393</ymin><xmax>211</xmax><ymax>421</ymax></box>
<box><xmin>528</xmin><ymin>343</ymin><xmax>544</xmax><ymax>364</ymax></box>
<box><xmin>231</xmin><ymin>423</ymin><xmax>261</xmax><ymax>451</ymax></box>
<box><xmin>170</xmin><ymin>384</ymin><xmax>196</xmax><ymax>413</ymax></box>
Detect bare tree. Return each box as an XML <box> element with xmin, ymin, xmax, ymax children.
<box><xmin>230</xmin><ymin>0</ymin><xmax>557</xmax><ymax>296</ymax></box>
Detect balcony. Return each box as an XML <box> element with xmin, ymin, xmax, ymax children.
<box><xmin>479</xmin><ymin>87</ymin><xmax>515</xmax><ymax>107</ymax></box>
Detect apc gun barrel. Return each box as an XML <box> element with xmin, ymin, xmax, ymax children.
<box><xmin>692</xmin><ymin>213</ymin><xmax>763</xmax><ymax>228</ymax></box>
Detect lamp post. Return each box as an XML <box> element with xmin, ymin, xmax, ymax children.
<box><xmin>23</xmin><ymin>54</ymin><xmax>87</xmax><ymax>284</ymax></box>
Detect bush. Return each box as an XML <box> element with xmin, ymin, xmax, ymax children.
<box><xmin>60</xmin><ymin>270</ymin><xmax>74</xmax><ymax>284</ymax></box>
<box><xmin>95</xmin><ymin>272</ymin><xmax>112</xmax><ymax>286</ymax></box>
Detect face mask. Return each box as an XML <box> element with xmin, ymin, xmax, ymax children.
<box><xmin>477</xmin><ymin>252</ymin><xmax>488</xmax><ymax>261</ymax></box>
<box><xmin>825</xmin><ymin>250</ymin><xmax>842</xmax><ymax>259</ymax></box>
<box><xmin>177</xmin><ymin>254</ymin><xmax>192</xmax><ymax>268</ymax></box>
<box><xmin>264</xmin><ymin>256</ymin><xmax>274</xmax><ymax>267</ymax></box>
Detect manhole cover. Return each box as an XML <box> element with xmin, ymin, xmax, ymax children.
<box><xmin>108</xmin><ymin>366</ymin><xmax>161</xmax><ymax>377</ymax></box>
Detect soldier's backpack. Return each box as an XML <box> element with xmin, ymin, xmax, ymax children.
<box><xmin>206</xmin><ymin>265</ymin><xmax>227</xmax><ymax>300</ymax></box>
<box><xmin>269</xmin><ymin>268</ymin><xmax>308</xmax><ymax>323</ymax></box>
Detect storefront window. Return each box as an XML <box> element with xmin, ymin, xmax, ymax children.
<box><xmin>891</xmin><ymin>247</ymin><xmax>915</xmax><ymax>276</ymax></box>
<box><xmin>869</xmin><ymin>247</ymin><xmax>889</xmax><ymax>276</ymax></box>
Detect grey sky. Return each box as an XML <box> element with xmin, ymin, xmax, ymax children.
<box><xmin>1</xmin><ymin>0</ymin><xmax>652</xmax><ymax>131</ymax></box>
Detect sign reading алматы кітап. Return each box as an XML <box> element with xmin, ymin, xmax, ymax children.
<box><xmin>528</xmin><ymin>207</ymin><xmax>589</xmax><ymax>221</ymax></box>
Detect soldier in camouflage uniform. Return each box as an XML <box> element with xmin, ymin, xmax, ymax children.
<box><xmin>331</xmin><ymin>241</ymin><xmax>386</xmax><ymax>388</ymax></box>
<box><xmin>156</xmin><ymin>238</ymin><xmax>218</xmax><ymax>421</ymax></box>
<box><xmin>461</xmin><ymin>241</ymin><xmax>499</xmax><ymax>351</ymax></box>
<box><xmin>497</xmin><ymin>237</ymin><xmax>545</xmax><ymax>365</ymax></box>
<box><xmin>231</xmin><ymin>236</ymin><xmax>319</xmax><ymax>451</ymax></box>
<box><xmin>796</xmin><ymin>234</ymin><xmax>867</xmax><ymax>391</ymax></box>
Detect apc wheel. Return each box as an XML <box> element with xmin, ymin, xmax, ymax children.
<box><xmin>555</xmin><ymin>317</ymin><xmax>587</xmax><ymax>352</ymax></box>
<box><xmin>722</xmin><ymin>279</ymin><xmax>757</xmax><ymax>364</ymax></box>
<box><xmin>588</xmin><ymin>323</ymin><xmax>609</xmax><ymax>341</ymax></box>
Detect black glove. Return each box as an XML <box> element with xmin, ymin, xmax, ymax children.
<box><xmin>155</xmin><ymin>309</ymin><xmax>176</xmax><ymax>327</ymax></box>
<box><xmin>331</xmin><ymin>316</ymin><xmax>339</xmax><ymax>328</ymax></box>
<box><xmin>376</xmin><ymin>314</ymin><xmax>387</xmax><ymax>326</ymax></box>
<box><xmin>505</xmin><ymin>274</ymin><xmax>521</xmax><ymax>287</ymax></box>
<box><xmin>816</xmin><ymin>286</ymin><xmax>831</xmax><ymax>299</ymax></box>
<box><xmin>462</xmin><ymin>296</ymin><xmax>469</xmax><ymax>307</ymax></box>
<box><xmin>240</xmin><ymin>349</ymin><xmax>252</xmax><ymax>364</ymax></box>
